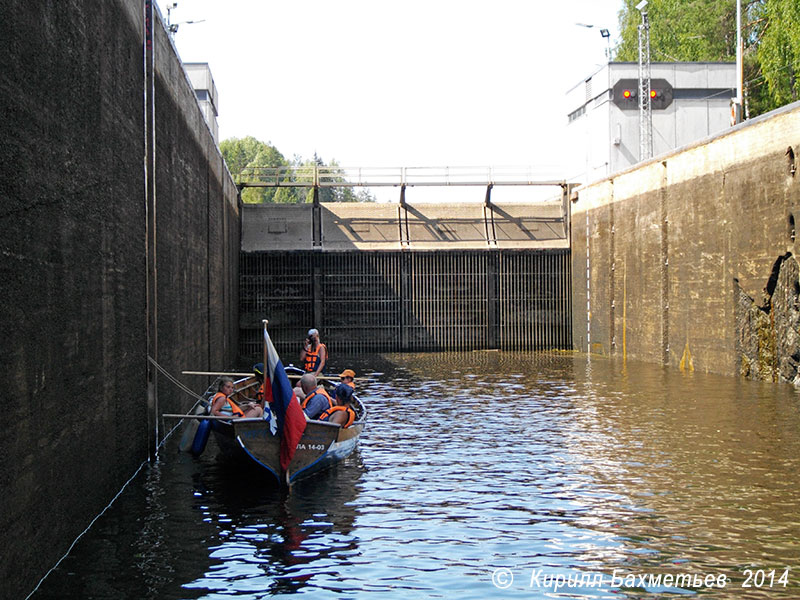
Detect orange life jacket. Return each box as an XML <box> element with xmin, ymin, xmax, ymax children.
<box><xmin>302</xmin><ymin>343</ymin><xmax>328</xmax><ymax>373</ymax></box>
<box><xmin>212</xmin><ymin>391</ymin><xmax>245</xmax><ymax>417</ymax></box>
<box><xmin>301</xmin><ymin>386</ymin><xmax>333</xmax><ymax>411</ymax></box>
<box><xmin>319</xmin><ymin>405</ymin><xmax>356</xmax><ymax>428</ymax></box>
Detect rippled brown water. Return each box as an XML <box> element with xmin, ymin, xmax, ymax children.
<box><xmin>30</xmin><ymin>352</ymin><xmax>800</xmax><ymax>599</ymax></box>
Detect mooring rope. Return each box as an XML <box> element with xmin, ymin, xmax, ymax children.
<box><xmin>147</xmin><ymin>355</ymin><xmax>206</xmax><ymax>403</ymax></box>
<box><xmin>147</xmin><ymin>355</ymin><xmax>217</xmax><ymax>443</ymax></box>
<box><xmin>25</xmin><ymin>459</ymin><xmax>149</xmax><ymax>599</ymax></box>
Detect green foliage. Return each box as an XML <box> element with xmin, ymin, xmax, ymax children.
<box><xmin>219</xmin><ymin>139</ymin><xmax>375</xmax><ymax>204</ymax></box>
<box><xmin>615</xmin><ymin>0</ymin><xmax>800</xmax><ymax>115</ymax></box>
<box><xmin>615</xmin><ymin>0</ymin><xmax>735</xmax><ymax>62</ymax></box>
<box><xmin>755</xmin><ymin>0</ymin><xmax>800</xmax><ymax>105</ymax></box>
<box><xmin>219</xmin><ymin>136</ymin><xmax>301</xmax><ymax>204</ymax></box>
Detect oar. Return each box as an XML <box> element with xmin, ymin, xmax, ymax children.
<box><xmin>183</xmin><ymin>370</ymin><xmax>253</xmax><ymax>377</ymax></box>
<box><xmin>163</xmin><ymin>414</ymin><xmax>263</xmax><ymax>421</ymax></box>
<box><xmin>183</xmin><ymin>370</ymin><xmax>364</xmax><ymax>384</ymax></box>
<box><xmin>285</xmin><ymin>373</ymin><xmax>347</xmax><ymax>383</ymax></box>
<box><xmin>181</xmin><ymin>369</ymin><xmax>340</xmax><ymax>381</ymax></box>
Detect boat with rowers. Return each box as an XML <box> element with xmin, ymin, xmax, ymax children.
<box><xmin>167</xmin><ymin>323</ymin><xmax>367</xmax><ymax>486</ymax></box>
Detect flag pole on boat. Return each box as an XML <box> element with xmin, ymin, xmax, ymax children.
<box><xmin>262</xmin><ymin>319</ymin><xmax>269</xmax><ymax>409</ymax></box>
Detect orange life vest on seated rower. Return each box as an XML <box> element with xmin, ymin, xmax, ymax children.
<box><xmin>301</xmin><ymin>386</ymin><xmax>333</xmax><ymax>412</ymax></box>
<box><xmin>319</xmin><ymin>405</ymin><xmax>356</xmax><ymax>428</ymax></box>
<box><xmin>302</xmin><ymin>343</ymin><xmax>328</xmax><ymax>373</ymax></box>
<box><xmin>212</xmin><ymin>392</ymin><xmax>245</xmax><ymax>417</ymax></box>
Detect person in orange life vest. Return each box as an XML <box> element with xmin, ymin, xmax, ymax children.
<box><xmin>333</xmin><ymin>369</ymin><xmax>356</xmax><ymax>404</ymax></box>
<box><xmin>211</xmin><ymin>377</ymin><xmax>263</xmax><ymax>418</ymax></box>
<box><xmin>298</xmin><ymin>373</ymin><xmax>334</xmax><ymax>420</ymax></box>
<box><xmin>320</xmin><ymin>384</ymin><xmax>356</xmax><ymax>428</ymax></box>
<box><xmin>339</xmin><ymin>369</ymin><xmax>356</xmax><ymax>389</ymax></box>
<box><xmin>300</xmin><ymin>328</ymin><xmax>327</xmax><ymax>376</ymax></box>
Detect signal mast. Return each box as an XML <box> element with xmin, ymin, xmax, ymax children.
<box><xmin>637</xmin><ymin>0</ymin><xmax>653</xmax><ymax>161</ymax></box>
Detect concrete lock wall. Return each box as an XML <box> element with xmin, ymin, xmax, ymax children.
<box><xmin>242</xmin><ymin>201</ymin><xmax>570</xmax><ymax>252</ymax></box>
<box><xmin>571</xmin><ymin>100</ymin><xmax>800</xmax><ymax>380</ymax></box>
<box><xmin>0</xmin><ymin>2</ymin><xmax>240</xmax><ymax>596</ymax></box>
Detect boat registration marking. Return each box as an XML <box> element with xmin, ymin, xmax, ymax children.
<box><xmin>296</xmin><ymin>443</ymin><xmax>326</xmax><ymax>451</ymax></box>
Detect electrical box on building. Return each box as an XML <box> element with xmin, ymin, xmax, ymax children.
<box><xmin>612</xmin><ymin>78</ymin><xmax>674</xmax><ymax>110</ymax></box>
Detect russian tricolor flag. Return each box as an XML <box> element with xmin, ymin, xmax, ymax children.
<box><xmin>261</xmin><ymin>324</ymin><xmax>306</xmax><ymax>470</ymax></box>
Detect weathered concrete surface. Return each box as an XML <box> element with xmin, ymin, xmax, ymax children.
<box><xmin>242</xmin><ymin>201</ymin><xmax>568</xmax><ymax>251</ymax></box>
<box><xmin>0</xmin><ymin>1</ymin><xmax>239</xmax><ymax>596</ymax></box>
<box><xmin>736</xmin><ymin>253</ymin><xmax>800</xmax><ymax>383</ymax></box>
<box><xmin>572</xmin><ymin>100</ymin><xmax>800</xmax><ymax>379</ymax></box>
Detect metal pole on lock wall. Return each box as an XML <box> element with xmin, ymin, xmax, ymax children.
<box><xmin>733</xmin><ymin>0</ymin><xmax>743</xmax><ymax>125</ymax></box>
<box><xmin>144</xmin><ymin>0</ymin><xmax>159</xmax><ymax>461</ymax></box>
<box><xmin>636</xmin><ymin>0</ymin><xmax>652</xmax><ymax>161</ymax></box>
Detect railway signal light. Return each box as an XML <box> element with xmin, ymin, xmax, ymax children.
<box><xmin>613</xmin><ymin>79</ymin><xmax>674</xmax><ymax>110</ymax></box>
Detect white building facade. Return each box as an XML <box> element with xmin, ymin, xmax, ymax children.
<box><xmin>184</xmin><ymin>62</ymin><xmax>220</xmax><ymax>143</ymax></box>
<box><xmin>566</xmin><ymin>62</ymin><xmax>736</xmax><ymax>183</ymax></box>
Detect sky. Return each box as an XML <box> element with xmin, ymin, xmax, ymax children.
<box><xmin>156</xmin><ymin>0</ymin><xmax>622</xmax><ymax>195</ymax></box>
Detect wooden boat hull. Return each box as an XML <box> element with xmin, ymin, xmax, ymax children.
<box><xmin>211</xmin><ymin>417</ymin><xmax>364</xmax><ymax>485</ymax></box>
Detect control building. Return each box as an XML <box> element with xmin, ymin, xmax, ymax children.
<box><xmin>184</xmin><ymin>62</ymin><xmax>219</xmax><ymax>143</ymax></box>
<box><xmin>566</xmin><ymin>62</ymin><xmax>736</xmax><ymax>183</ymax></box>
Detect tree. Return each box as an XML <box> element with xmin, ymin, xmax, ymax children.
<box><xmin>221</xmin><ymin>140</ymin><xmax>375</xmax><ymax>204</ymax></box>
<box><xmin>615</xmin><ymin>0</ymin><xmax>735</xmax><ymax>63</ymax></box>
<box><xmin>614</xmin><ymin>0</ymin><xmax>800</xmax><ymax>116</ymax></box>
<box><xmin>219</xmin><ymin>136</ymin><xmax>303</xmax><ymax>204</ymax></box>
<box><xmin>754</xmin><ymin>0</ymin><xmax>800</xmax><ymax>106</ymax></box>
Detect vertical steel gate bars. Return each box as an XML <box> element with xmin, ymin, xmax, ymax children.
<box><xmin>239</xmin><ymin>249</ymin><xmax>570</xmax><ymax>359</ymax></box>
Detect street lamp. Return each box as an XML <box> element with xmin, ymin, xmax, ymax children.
<box><xmin>575</xmin><ymin>23</ymin><xmax>612</xmax><ymax>61</ymax></box>
<box><xmin>169</xmin><ymin>19</ymin><xmax>205</xmax><ymax>38</ymax></box>
<box><xmin>165</xmin><ymin>2</ymin><xmax>205</xmax><ymax>39</ymax></box>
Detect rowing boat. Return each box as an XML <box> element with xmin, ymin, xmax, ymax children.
<box><xmin>171</xmin><ymin>360</ymin><xmax>367</xmax><ymax>486</ymax></box>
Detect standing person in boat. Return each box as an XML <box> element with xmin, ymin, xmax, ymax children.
<box><xmin>300</xmin><ymin>328</ymin><xmax>327</xmax><ymax>376</ymax></box>
<box><xmin>320</xmin><ymin>385</ymin><xmax>357</xmax><ymax>428</ymax></box>
<box><xmin>211</xmin><ymin>377</ymin><xmax>263</xmax><ymax>419</ymax></box>
<box><xmin>298</xmin><ymin>373</ymin><xmax>333</xmax><ymax>420</ymax></box>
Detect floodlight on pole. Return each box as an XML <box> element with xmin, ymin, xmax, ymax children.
<box><xmin>600</xmin><ymin>28</ymin><xmax>611</xmax><ymax>61</ymax></box>
<box><xmin>575</xmin><ymin>23</ymin><xmax>612</xmax><ymax>61</ymax></box>
<box><xmin>165</xmin><ymin>2</ymin><xmax>204</xmax><ymax>39</ymax></box>
<box><xmin>169</xmin><ymin>19</ymin><xmax>206</xmax><ymax>38</ymax></box>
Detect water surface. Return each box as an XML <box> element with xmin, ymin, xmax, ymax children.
<box><xmin>30</xmin><ymin>352</ymin><xmax>800</xmax><ymax>598</ymax></box>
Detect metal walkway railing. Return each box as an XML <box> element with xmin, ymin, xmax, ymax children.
<box><xmin>236</xmin><ymin>165</ymin><xmax>566</xmax><ymax>188</ymax></box>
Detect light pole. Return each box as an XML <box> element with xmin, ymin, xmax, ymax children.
<box><xmin>576</xmin><ymin>23</ymin><xmax>612</xmax><ymax>62</ymax></box>
<box><xmin>166</xmin><ymin>2</ymin><xmax>178</xmax><ymax>33</ymax></box>
<box><xmin>165</xmin><ymin>2</ymin><xmax>204</xmax><ymax>39</ymax></box>
<box><xmin>600</xmin><ymin>28</ymin><xmax>611</xmax><ymax>61</ymax></box>
<box><xmin>732</xmin><ymin>0</ymin><xmax>743</xmax><ymax>124</ymax></box>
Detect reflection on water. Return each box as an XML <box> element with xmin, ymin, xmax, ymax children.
<box><xmin>30</xmin><ymin>353</ymin><xmax>800</xmax><ymax>599</ymax></box>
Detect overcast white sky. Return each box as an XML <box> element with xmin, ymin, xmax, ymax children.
<box><xmin>157</xmin><ymin>0</ymin><xmax>621</xmax><ymax>189</ymax></box>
